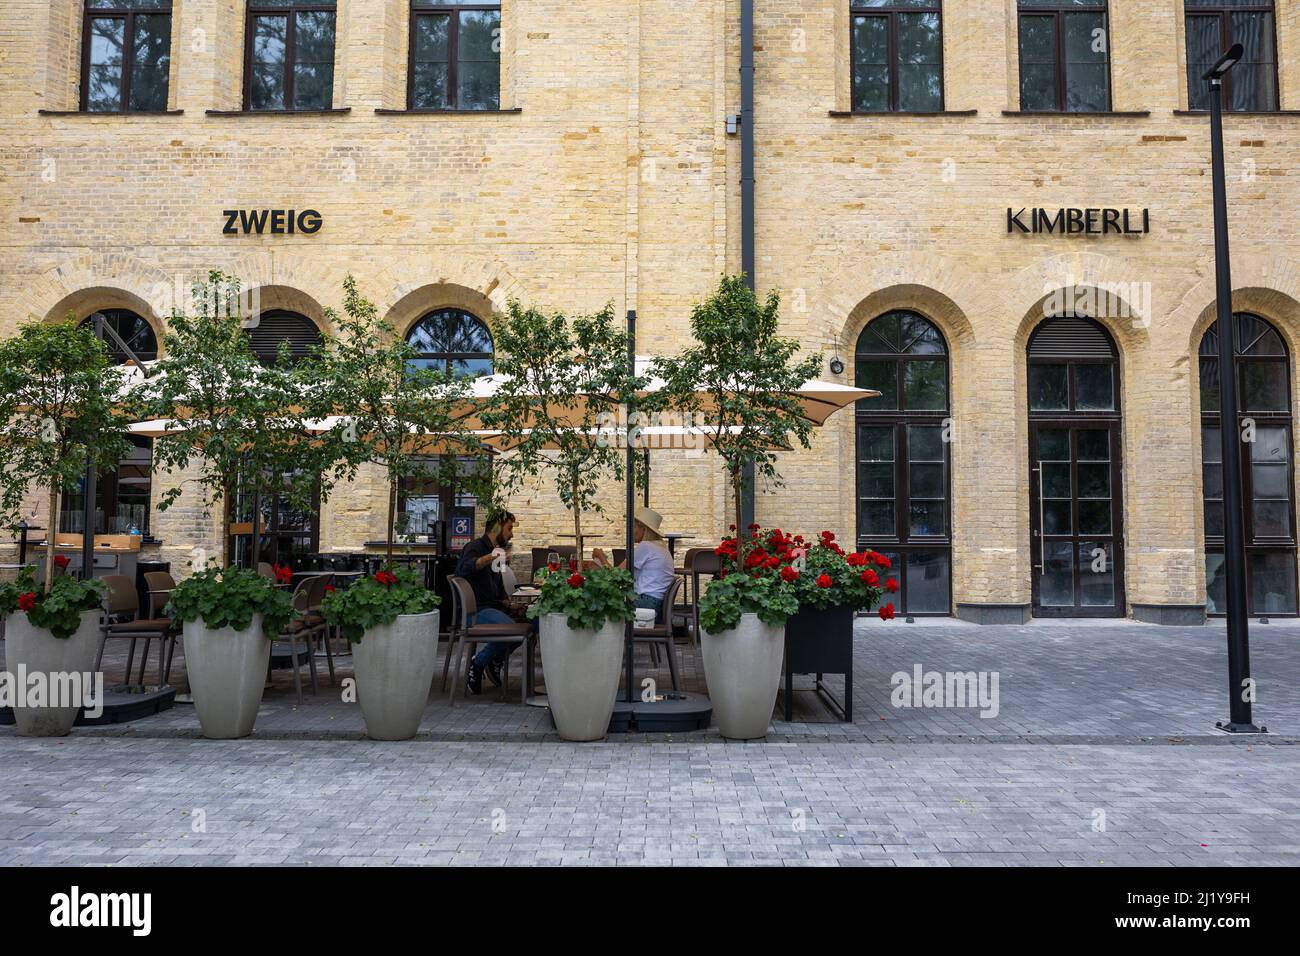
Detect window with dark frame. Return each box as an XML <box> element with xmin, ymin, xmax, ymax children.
<box><xmin>81</xmin><ymin>0</ymin><xmax>173</xmax><ymax>112</ymax></box>
<box><xmin>409</xmin><ymin>1</ymin><xmax>502</xmax><ymax>111</ymax></box>
<box><xmin>854</xmin><ymin>310</ymin><xmax>952</xmax><ymax>615</ymax></box>
<box><xmin>61</xmin><ymin>311</ymin><xmax>159</xmax><ymax>536</ymax></box>
<box><xmin>850</xmin><ymin>1</ymin><xmax>943</xmax><ymax>113</ymax></box>
<box><xmin>1017</xmin><ymin>0</ymin><xmax>1111</xmax><ymax>113</ymax></box>
<box><xmin>406</xmin><ymin>308</ymin><xmax>494</xmax><ymax>377</ymax></box>
<box><xmin>1185</xmin><ymin>1</ymin><xmax>1278</xmax><ymax>111</ymax></box>
<box><xmin>1199</xmin><ymin>313</ymin><xmax>1297</xmax><ymax>616</ymax></box>
<box><xmin>245</xmin><ymin>1</ymin><xmax>338</xmax><ymax>112</ymax></box>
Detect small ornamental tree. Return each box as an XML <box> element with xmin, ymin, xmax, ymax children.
<box><xmin>481</xmin><ymin>302</ymin><xmax>641</xmax><ymax>561</ymax></box>
<box><xmin>0</xmin><ymin>320</ymin><xmax>129</xmax><ymax>592</ymax></box>
<box><xmin>141</xmin><ymin>271</ymin><xmax>339</xmax><ymax>568</ymax></box>
<box><xmin>650</xmin><ymin>274</ymin><xmax>822</xmax><ymax>565</ymax></box>
<box><xmin>304</xmin><ymin>275</ymin><xmax>479</xmax><ymax>567</ymax></box>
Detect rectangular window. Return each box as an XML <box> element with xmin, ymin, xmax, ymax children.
<box><xmin>850</xmin><ymin>1</ymin><xmax>943</xmax><ymax>113</ymax></box>
<box><xmin>1017</xmin><ymin>1</ymin><xmax>1110</xmax><ymax>113</ymax></box>
<box><xmin>1185</xmin><ymin>1</ymin><xmax>1278</xmax><ymax>111</ymax></box>
<box><xmin>81</xmin><ymin>0</ymin><xmax>172</xmax><ymax>112</ymax></box>
<box><xmin>409</xmin><ymin>1</ymin><xmax>502</xmax><ymax>111</ymax></box>
<box><xmin>245</xmin><ymin>1</ymin><xmax>337</xmax><ymax>111</ymax></box>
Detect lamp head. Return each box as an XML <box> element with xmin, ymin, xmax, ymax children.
<box><xmin>1203</xmin><ymin>43</ymin><xmax>1244</xmax><ymax>82</ymax></box>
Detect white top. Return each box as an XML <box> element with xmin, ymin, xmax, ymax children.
<box><xmin>633</xmin><ymin>540</ymin><xmax>676</xmax><ymax>600</ymax></box>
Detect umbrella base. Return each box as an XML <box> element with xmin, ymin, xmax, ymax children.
<box><xmin>609</xmin><ymin>692</ymin><xmax>711</xmax><ymax>733</ymax></box>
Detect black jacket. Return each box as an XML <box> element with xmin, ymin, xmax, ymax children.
<box><xmin>456</xmin><ymin>534</ymin><xmax>507</xmax><ymax>612</ymax></box>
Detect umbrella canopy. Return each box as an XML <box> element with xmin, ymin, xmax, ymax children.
<box><xmin>453</xmin><ymin>356</ymin><xmax>877</xmax><ymax>429</ymax></box>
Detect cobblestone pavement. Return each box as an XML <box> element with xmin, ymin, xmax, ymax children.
<box><xmin>3</xmin><ymin>619</ymin><xmax>1298</xmax><ymax>865</ymax></box>
<box><xmin>1</xmin><ymin>737</ymin><xmax>1296</xmax><ymax>866</ymax></box>
<box><xmin>4</xmin><ymin>618</ymin><xmax>1296</xmax><ymax>741</ymax></box>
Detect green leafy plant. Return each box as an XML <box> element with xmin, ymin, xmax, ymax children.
<box><xmin>649</xmin><ymin>274</ymin><xmax>822</xmax><ymax>566</ymax></box>
<box><xmin>321</xmin><ymin>565</ymin><xmax>440</xmax><ymax>643</ymax></box>
<box><xmin>527</xmin><ymin>562</ymin><xmax>636</xmax><ymax>631</ymax></box>
<box><xmin>729</xmin><ymin>527</ymin><xmax>895</xmax><ymax>616</ymax></box>
<box><xmin>303</xmin><ymin>275</ymin><xmax>480</xmax><ymax>566</ymax></box>
<box><xmin>164</xmin><ymin>567</ymin><xmax>295</xmax><ymax>638</ymax></box>
<box><xmin>480</xmin><ymin>302</ymin><xmax>642</xmax><ymax>561</ymax></box>
<box><xmin>696</xmin><ymin>570</ymin><xmax>798</xmax><ymax>633</ymax></box>
<box><xmin>140</xmin><ymin>271</ymin><xmax>344</xmax><ymax>567</ymax></box>
<box><xmin>0</xmin><ymin>568</ymin><xmax>106</xmax><ymax>639</ymax></box>
<box><xmin>0</xmin><ymin>320</ymin><xmax>129</xmax><ymax>591</ymax></box>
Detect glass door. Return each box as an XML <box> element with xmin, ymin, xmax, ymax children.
<box><xmin>1030</xmin><ymin>424</ymin><xmax>1124</xmax><ymax>616</ymax></box>
<box><xmin>1026</xmin><ymin>315</ymin><xmax>1125</xmax><ymax>617</ymax></box>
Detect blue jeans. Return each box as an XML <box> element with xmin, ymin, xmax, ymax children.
<box><xmin>471</xmin><ymin>608</ymin><xmax>533</xmax><ymax>668</ymax></box>
<box><xmin>635</xmin><ymin>592</ymin><xmax>665</xmax><ymax>624</ymax></box>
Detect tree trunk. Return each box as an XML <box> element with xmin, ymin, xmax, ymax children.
<box><xmin>571</xmin><ymin>474</ymin><xmax>583</xmax><ymax>569</ymax></box>
<box><xmin>220</xmin><ymin>479</ymin><xmax>232</xmax><ymax>569</ymax></box>
<box><xmin>44</xmin><ymin>485</ymin><xmax>59</xmax><ymax>593</ymax></box>
<box><xmin>733</xmin><ymin>468</ymin><xmax>748</xmax><ymax>569</ymax></box>
<box><xmin>386</xmin><ymin>474</ymin><xmax>397</xmax><ymax>567</ymax></box>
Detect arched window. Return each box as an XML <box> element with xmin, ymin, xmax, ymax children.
<box><xmin>1027</xmin><ymin>315</ymin><xmax>1124</xmax><ymax>617</ymax></box>
<box><xmin>1199</xmin><ymin>313</ymin><xmax>1296</xmax><ymax>615</ymax></box>
<box><xmin>62</xmin><ymin>310</ymin><xmax>158</xmax><ymax>536</ymax></box>
<box><xmin>406</xmin><ymin>308</ymin><xmax>494</xmax><ymax>377</ymax></box>
<box><xmin>855</xmin><ymin>309</ymin><xmax>951</xmax><ymax>614</ymax></box>
<box><xmin>82</xmin><ymin>308</ymin><xmax>158</xmax><ymax>363</ymax></box>
<box><xmin>247</xmin><ymin>309</ymin><xmax>322</xmax><ymax>365</ymax></box>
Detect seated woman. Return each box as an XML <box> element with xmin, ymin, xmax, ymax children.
<box><xmin>591</xmin><ymin>505</ymin><xmax>675</xmax><ymax>623</ymax></box>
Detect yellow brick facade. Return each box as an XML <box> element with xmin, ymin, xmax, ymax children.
<box><xmin>4</xmin><ymin>1</ymin><xmax>1300</xmax><ymax>623</ymax></box>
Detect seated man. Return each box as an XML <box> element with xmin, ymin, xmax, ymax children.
<box><xmin>592</xmin><ymin>505</ymin><xmax>675</xmax><ymax>623</ymax></box>
<box><xmin>456</xmin><ymin>509</ymin><xmax>533</xmax><ymax>695</ymax></box>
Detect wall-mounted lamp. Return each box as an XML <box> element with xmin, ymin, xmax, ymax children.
<box><xmin>829</xmin><ymin>356</ymin><xmax>845</xmax><ymax>376</ymax></box>
<box><xmin>726</xmin><ymin>114</ymin><xmax>741</xmax><ymax>136</ymax></box>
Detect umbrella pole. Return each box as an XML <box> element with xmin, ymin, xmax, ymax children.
<box><xmin>625</xmin><ymin>310</ymin><xmax>637</xmax><ymax>704</ymax></box>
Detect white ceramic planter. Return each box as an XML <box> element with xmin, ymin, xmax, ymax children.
<box><xmin>351</xmin><ymin>610</ymin><xmax>440</xmax><ymax>741</ymax></box>
<box><xmin>6</xmin><ymin>609</ymin><xmax>102</xmax><ymax>737</ymax></box>
<box><xmin>539</xmin><ymin>614</ymin><xmax>624</xmax><ymax>742</ymax></box>
<box><xmin>183</xmin><ymin>615</ymin><xmax>271</xmax><ymax>740</ymax></box>
<box><xmin>700</xmin><ymin>611</ymin><xmax>785</xmax><ymax>740</ymax></box>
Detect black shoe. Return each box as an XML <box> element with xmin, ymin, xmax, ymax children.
<box><xmin>486</xmin><ymin>658</ymin><xmax>504</xmax><ymax>688</ymax></box>
<box><xmin>466</xmin><ymin>661</ymin><xmax>484</xmax><ymax>696</ymax></box>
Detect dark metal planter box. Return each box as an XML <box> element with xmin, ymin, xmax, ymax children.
<box><xmin>783</xmin><ymin>605</ymin><xmax>854</xmax><ymax>722</ymax></box>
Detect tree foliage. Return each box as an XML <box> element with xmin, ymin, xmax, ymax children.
<box><xmin>302</xmin><ymin>275</ymin><xmax>481</xmax><ymax>564</ymax></box>
<box><xmin>0</xmin><ymin>319</ymin><xmax>129</xmax><ymax>590</ymax></box>
<box><xmin>140</xmin><ymin>271</ymin><xmax>331</xmax><ymax>567</ymax></box>
<box><xmin>480</xmin><ymin>302</ymin><xmax>641</xmax><ymax>559</ymax></box>
<box><xmin>649</xmin><ymin>274</ymin><xmax>822</xmax><ymax>560</ymax></box>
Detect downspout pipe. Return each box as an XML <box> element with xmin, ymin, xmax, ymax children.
<box><xmin>739</xmin><ymin>0</ymin><xmax>756</xmax><ymax>532</ymax></box>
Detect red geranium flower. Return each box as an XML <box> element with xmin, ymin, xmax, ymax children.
<box><xmin>323</xmin><ymin>584</ymin><xmax>337</xmax><ymax>593</ymax></box>
<box><xmin>816</xmin><ymin>573</ymin><xmax>833</xmax><ymax>589</ymax></box>
<box><xmin>17</xmin><ymin>592</ymin><xmax>36</xmax><ymax>611</ymax></box>
<box><xmin>860</xmin><ymin>569</ymin><xmax>879</xmax><ymax>587</ymax></box>
<box><xmin>374</xmin><ymin>570</ymin><xmax>397</xmax><ymax>587</ymax></box>
<box><xmin>547</xmin><ymin>562</ymin><xmax>559</xmax><ymax>572</ymax></box>
<box><xmin>820</xmin><ymin>530</ymin><xmax>835</xmax><ymax>542</ymax></box>
<box><xmin>748</xmin><ymin>523</ymin><xmax>761</xmax><ymax>531</ymax></box>
<box><xmin>567</xmin><ymin>572</ymin><xmax>585</xmax><ymax>588</ymax></box>
<box><xmin>878</xmin><ymin>602</ymin><xmax>895</xmax><ymax>621</ymax></box>
<box><xmin>273</xmin><ymin>564</ymin><xmax>293</xmax><ymax>584</ymax></box>
<box><xmin>52</xmin><ymin>554</ymin><xmax>70</xmax><ymax>569</ymax></box>
<box><xmin>875</xmin><ymin>554</ymin><xmax>892</xmax><ymax>570</ymax></box>
<box><xmin>780</xmin><ymin>565</ymin><xmax>800</xmax><ymax>582</ymax></box>
<box><xmin>885</xmin><ymin>578</ymin><xmax>899</xmax><ymax>593</ymax></box>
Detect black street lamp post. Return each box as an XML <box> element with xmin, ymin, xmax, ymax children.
<box><xmin>1204</xmin><ymin>44</ymin><xmax>1264</xmax><ymax>734</ymax></box>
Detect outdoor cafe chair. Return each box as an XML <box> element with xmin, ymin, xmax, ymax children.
<box><xmin>96</xmin><ymin>574</ymin><xmax>176</xmax><ymax>687</ymax></box>
<box><xmin>142</xmin><ymin>570</ymin><xmax>180</xmax><ymax>685</ymax></box>
<box><xmin>271</xmin><ymin>577</ymin><xmax>323</xmax><ymax>703</ymax></box>
<box><xmin>629</xmin><ymin>575</ymin><xmax>684</xmax><ymax>691</ymax></box>
<box><xmin>445</xmin><ymin>575</ymin><xmax>533</xmax><ymax>705</ymax></box>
